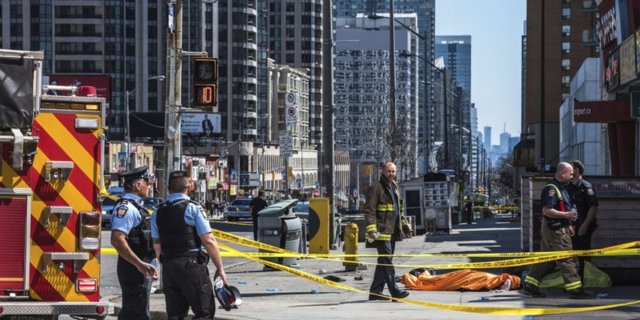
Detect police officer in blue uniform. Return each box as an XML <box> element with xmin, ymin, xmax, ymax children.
<box><xmin>151</xmin><ymin>171</ymin><xmax>228</xmax><ymax>319</ymax></box>
<box><xmin>110</xmin><ymin>166</ymin><xmax>158</xmax><ymax>320</ymax></box>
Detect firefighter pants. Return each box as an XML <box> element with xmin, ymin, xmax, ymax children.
<box><xmin>162</xmin><ymin>253</ymin><xmax>215</xmax><ymax>320</ymax></box>
<box><xmin>370</xmin><ymin>237</ymin><xmax>403</xmax><ymax>297</ymax></box>
<box><xmin>117</xmin><ymin>256</ymin><xmax>151</xmax><ymax>320</ymax></box>
<box><xmin>525</xmin><ymin>223</ymin><xmax>582</xmax><ymax>291</ymax></box>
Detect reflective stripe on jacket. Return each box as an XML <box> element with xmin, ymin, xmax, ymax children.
<box><xmin>363</xmin><ymin>177</ymin><xmax>407</xmax><ymax>241</ymax></box>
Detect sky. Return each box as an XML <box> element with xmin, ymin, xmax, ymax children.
<box><xmin>436</xmin><ymin>0</ymin><xmax>526</xmax><ymax>144</ymax></box>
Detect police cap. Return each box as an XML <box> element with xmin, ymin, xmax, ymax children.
<box><xmin>120</xmin><ymin>166</ymin><xmax>155</xmax><ymax>185</ymax></box>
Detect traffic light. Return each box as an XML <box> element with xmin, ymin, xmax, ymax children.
<box><xmin>193</xmin><ymin>57</ymin><xmax>218</xmax><ymax>108</ymax></box>
<box><xmin>287</xmin><ymin>166</ymin><xmax>293</xmax><ymax>177</ymax></box>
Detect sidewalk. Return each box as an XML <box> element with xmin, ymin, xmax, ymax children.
<box><xmin>107</xmin><ymin>215</ymin><xmax>640</xmax><ymax>319</ymax></box>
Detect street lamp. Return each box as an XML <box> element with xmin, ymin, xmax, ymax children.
<box><xmin>125</xmin><ymin>75</ymin><xmax>166</xmax><ymax>167</ymax></box>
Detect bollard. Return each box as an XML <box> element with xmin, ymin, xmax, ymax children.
<box><xmin>343</xmin><ymin>222</ymin><xmax>359</xmax><ymax>271</ymax></box>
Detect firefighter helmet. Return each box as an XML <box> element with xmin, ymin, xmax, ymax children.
<box><xmin>214</xmin><ymin>276</ymin><xmax>242</xmax><ymax>311</ymax></box>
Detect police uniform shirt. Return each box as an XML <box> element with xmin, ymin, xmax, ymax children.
<box><xmin>111</xmin><ymin>193</ymin><xmax>145</xmax><ymax>234</ymax></box>
<box><xmin>568</xmin><ymin>180</ymin><xmax>598</xmax><ymax>223</ymax></box>
<box><xmin>150</xmin><ymin>193</ymin><xmax>212</xmax><ymax>247</ymax></box>
<box><xmin>540</xmin><ymin>180</ymin><xmax>571</xmax><ymax>211</ymax></box>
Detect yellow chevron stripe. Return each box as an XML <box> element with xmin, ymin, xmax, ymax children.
<box><xmin>36</xmin><ymin>113</ymin><xmax>103</xmax><ymax>191</ymax></box>
<box><xmin>31</xmin><ymin>147</ymin><xmax>100</xmax><ymax>282</ymax></box>
<box><xmin>30</xmin><ymin>243</ymin><xmax>90</xmax><ymax>302</ymax></box>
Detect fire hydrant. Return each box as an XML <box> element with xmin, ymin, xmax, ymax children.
<box><xmin>343</xmin><ymin>222</ymin><xmax>359</xmax><ymax>271</ymax></box>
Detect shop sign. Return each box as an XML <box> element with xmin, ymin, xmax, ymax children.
<box><xmin>619</xmin><ymin>34</ymin><xmax>636</xmax><ymax>85</ymax></box>
<box><xmin>598</xmin><ymin>0</ymin><xmax>617</xmax><ymax>49</ymax></box>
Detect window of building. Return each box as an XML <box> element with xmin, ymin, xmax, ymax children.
<box><xmin>562</xmin><ymin>93</ymin><xmax>571</xmax><ymax>101</ymax></box>
<box><xmin>562</xmin><ymin>59</ymin><xmax>570</xmax><ymax>70</ymax></box>
<box><xmin>562</xmin><ymin>76</ymin><xmax>571</xmax><ymax>87</ymax></box>
<box><xmin>582</xmin><ymin>0</ymin><xmax>596</xmax><ymax>10</ymax></box>
<box><xmin>562</xmin><ymin>8</ymin><xmax>571</xmax><ymax>19</ymax></box>
<box><xmin>562</xmin><ymin>25</ymin><xmax>570</xmax><ymax>37</ymax></box>
<box><xmin>562</xmin><ymin>42</ymin><xmax>571</xmax><ymax>53</ymax></box>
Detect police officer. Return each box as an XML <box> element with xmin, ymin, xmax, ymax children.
<box><xmin>568</xmin><ymin>160</ymin><xmax>599</xmax><ymax>279</ymax></box>
<box><xmin>110</xmin><ymin>166</ymin><xmax>157</xmax><ymax>319</ymax></box>
<box><xmin>151</xmin><ymin>171</ymin><xmax>228</xmax><ymax>319</ymax></box>
<box><xmin>522</xmin><ymin>162</ymin><xmax>595</xmax><ymax>299</ymax></box>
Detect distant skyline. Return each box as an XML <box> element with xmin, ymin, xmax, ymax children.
<box><xmin>436</xmin><ymin>0</ymin><xmax>525</xmax><ymax>143</ymax></box>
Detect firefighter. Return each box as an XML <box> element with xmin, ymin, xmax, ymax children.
<box><xmin>364</xmin><ymin>161</ymin><xmax>410</xmax><ymax>301</ymax></box>
<box><xmin>151</xmin><ymin>171</ymin><xmax>228</xmax><ymax>319</ymax></box>
<box><xmin>522</xmin><ymin>162</ymin><xmax>595</xmax><ymax>299</ymax></box>
<box><xmin>110</xmin><ymin>166</ymin><xmax>158</xmax><ymax>320</ymax></box>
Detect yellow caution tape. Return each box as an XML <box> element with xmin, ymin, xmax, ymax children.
<box><xmin>214</xmin><ymin>248</ymin><xmax>639</xmax><ymax>260</ymax></box>
<box><xmin>210</xmin><ymin>220</ymin><xmax>253</xmax><ymax>227</ymax></box>
<box><xmin>217</xmin><ymin>241</ymin><xmax>640</xmax><ymax>315</ymax></box>
<box><xmin>100</xmin><ymin>229</ymin><xmax>639</xmax><ymax>270</ymax></box>
<box><xmin>211</xmin><ymin>229</ymin><xmax>639</xmax><ymax>269</ymax></box>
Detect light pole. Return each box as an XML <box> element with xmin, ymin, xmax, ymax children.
<box><xmin>398</xmin><ymin>51</ymin><xmax>449</xmax><ymax>170</ymax></box>
<box><xmin>124</xmin><ymin>75</ymin><xmax>165</xmax><ymax>169</ymax></box>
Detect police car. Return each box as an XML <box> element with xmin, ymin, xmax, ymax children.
<box><xmin>224</xmin><ymin>198</ymin><xmax>253</xmax><ymax>221</ymax></box>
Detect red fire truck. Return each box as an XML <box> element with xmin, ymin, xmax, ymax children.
<box><xmin>0</xmin><ymin>49</ymin><xmax>110</xmax><ymax>318</ymax></box>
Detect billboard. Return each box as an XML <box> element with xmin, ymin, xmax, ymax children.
<box><xmin>181</xmin><ymin>112</ymin><xmax>221</xmax><ymax>136</ymax></box>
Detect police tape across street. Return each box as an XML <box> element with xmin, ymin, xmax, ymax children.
<box><xmin>101</xmin><ymin>230</ymin><xmax>640</xmax><ymax>315</ymax></box>
<box><xmin>101</xmin><ymin>230</ymin><xmax>640</xmax><ymax>270</ymax></box>
<box><xmin>215</xmin><ymin>238</ymin><xmax>640</xmax><ymax>316</ymax></box>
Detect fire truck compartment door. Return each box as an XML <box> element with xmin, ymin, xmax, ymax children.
<box><xmin>0</xmin><ymin>188</ymin><xmax>32</xmax><ymax>292</ymax></box>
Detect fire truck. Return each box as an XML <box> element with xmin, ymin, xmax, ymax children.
<box><xmin>0</xmin><ymin>49</ymin><xmax>110</xmax><ymax>318</ymax></box>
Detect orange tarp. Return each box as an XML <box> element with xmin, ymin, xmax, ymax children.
<box><xmin>401</xmin><ymin>269</ymin><xmax>521</xmax><ymax>291</ymax></box>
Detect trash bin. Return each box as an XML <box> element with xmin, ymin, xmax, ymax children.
<box><xmin>257</xmin><ymin>199</ymin><xmax>301</xmax><ymax>267</ymax></box>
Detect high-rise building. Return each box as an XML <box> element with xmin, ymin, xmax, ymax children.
<box><xmin>483</xmin><ymin>126</ymin><xmax>492</xmax><ymax>152</ymax></box>
<box><xmin>523</xmin><ymin>0</ymin><xmax>599</xmax><ymax>170</ymax></box>
<box><xmin>268</xmin><ymin>0</ymin><xmax>324</xmax><ymax>148</ymax></box>
<box><xmin>334</xmin><ymin>0</ymin><xmax>436</xmax><ymax>175</ymax></box>
<box><xmin>0</xmin><ymin>1</ymin><xmax>166</xmax><ymax>141</ymax></box>
<box><xmin>334</xmin><ymin>13</ymin><xmax>420</xmax><ymax>186</ymax></box>
<box><xmin>435</xmin><ymin>35</ymin><xmax>471</xmax><ymax>131</ymax></box>
<box><xmin>500</xmin><ymin>131</ymin><xmax>511</xmax><ymax>155</ymax></box>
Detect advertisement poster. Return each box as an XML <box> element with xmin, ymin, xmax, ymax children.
<box><xmin>181</xmin><ymin>112</ymin><xmax>221</xmax><ymax>136</ymax></box>
<box><xmin>619</xmin><ymin>34</ymin><xmax>636</xmax><ymax>85</ymax></box>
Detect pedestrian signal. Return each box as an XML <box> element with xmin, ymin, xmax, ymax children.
<box><xmin>193</xmin><ymin>57</ymin><xmax>218</xmax><ymax>108</ymax></box>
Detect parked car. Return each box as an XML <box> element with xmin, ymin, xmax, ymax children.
<box><xmin>143</xmin><ymin>197</ymin><xmax>163</xmax><ymax>211</ymax></box>
<box><xmin>292</xmin><ymin>200</ymin><xmax>309</xmax><ymax>219</ymax></box>
<box><xmin>101</xmin><ymin>187</ymin><xmax>124</xmax><ymax>229</ymax></box>
<box><xmin>224</xmin><ymin>198</ymin><xmax>253</xmax><ymax>221</ymax></box>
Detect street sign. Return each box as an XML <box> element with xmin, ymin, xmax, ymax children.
<box><xmin>239</xmin><ymin>173</ymin><xmax>260</xmax><ymax>187</ymax></box>
<box><xmin>285</xmin><ymin>91</ymin><xmax>297</xmax><ymax>107</ymax></box>
<box><xmin>285</xmin><ymin>105</ymin><xmax>298</xmax><ymax>125</ymax></box>
<box><xmin>279</xmin><ymin>131</ymin><xmax>292</xmax><ymax>156</ymax></box>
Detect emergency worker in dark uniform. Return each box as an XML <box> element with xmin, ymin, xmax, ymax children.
<box><xmin>364</xmin><ymin>161</ymin><xmax>410</xmax><ymax>301</ymax></box>
<box><xmin>110</xmin><ymin>166</ymin><xmax>158</xmax><ymax>320</ymax></box>
<box><xmin>568</xmin><ymin>160</ymin><xmax>599</xmax><ymax>279</ymax></box>
<box><xmin>522</xmin><ymin>162</ymin><xmax>595</xmax><ymax>299</ymax></box>
<box><xmin>151</xmin><ymin>171</ymin><xmax>228</xmax><ymax>319</ymax></box>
